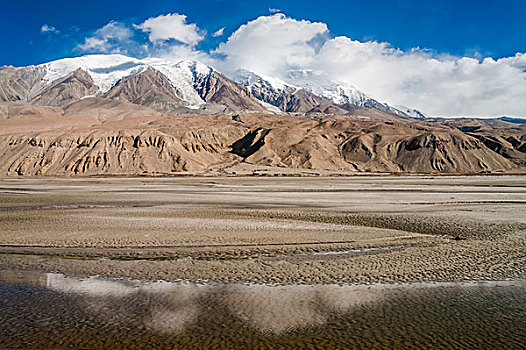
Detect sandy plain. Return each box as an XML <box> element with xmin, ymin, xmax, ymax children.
<box><xmin>0</xmin><ymin>175</ymin><xmax>525</xmax><ymax>284</ymax></box>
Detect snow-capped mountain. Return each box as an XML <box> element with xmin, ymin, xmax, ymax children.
<box><xmin>0</xmin><ymin>54</ymin><xmax>425</xmax><ymax>117</ymax></box>
<box><xmin>40</xmin><ymin>55</ymin><xmax>220</xmax><ymax>109</ymax></box>
<box><xmin>232</xmin><ymin>69</ymin><xmax>346</xmax><ymax>114</ymax></box>
<box><xmin>394</xmin><ymin>105</ymin><xmax>428</xmax><ymax>119</ymax></box>
<box><xmin>0</xmin><ymin>54</ymin><xmax>266</xmax><ymax>112</ymax></box>
<box><xmin>233</xmin><ymin>69</ymin><xmax>296</xmax><ymax>107</ymax></box>
<box><xmin>284</xmin><ymin>69</ymin><xmax>370</xmax><ymax>105</ymax></box>
<box><xmin>233</xmin><ymin>68</ymin><xmax>424</xmax><ymax>118</ymax></box>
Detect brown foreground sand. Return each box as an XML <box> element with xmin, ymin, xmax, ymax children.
<box><xmin>0</xmin><ymin>176</ymin><xmax>525</xmax><ymax>284</ymax></box>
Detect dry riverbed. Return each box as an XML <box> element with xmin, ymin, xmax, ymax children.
<box><xmin>0</xmin><ymin>176</ymin><xmax>525</xmax><ymax>284</ymax></box>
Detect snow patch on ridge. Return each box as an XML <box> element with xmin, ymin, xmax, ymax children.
<box><xmin>149</xmin><ymin>60</ymin><xmax>210</xmax><ymax>108</ymax></box>
<box><xmin>284</xmin><ymin>69</ymin><xmax>371</xmax><ymax>105</ymax></box>
<box><xmin>39</xmin><ymin>54</ymin><xmax>146</xmax><ymax>94</ymax></box>
<box><xmin>394</xmin><ymin>105</ymin><xmax>428</xmax><ymax>119</ymax></box>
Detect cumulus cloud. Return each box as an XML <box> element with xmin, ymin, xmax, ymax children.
<box><xmin>41</xmin><ymin>24</ymin><xmax>59</xmax><ymax>34</ymax></box>
<box><xmin>215</xmin><ymin>14</ymin><xmax>329</xmax><ymax>76</ymax></box>
<box><xmin>311</xmin><ymin>37</ymin><xmax>526</xmax><ymax>117</ymax></box>
<box><xmin>77</xmin><ymin>21</ymin><xmax>134</xmax><ymax>53</ymax></box>
<box><xmin>214</xmin><ymin>14</ymin><xmax>526</xmax><ymax>117</ymax></box>
<box><xmin>134</xmin><ymin>13</ymin><xmax>205</xmax><ymax>46</ymax></box>
<box><xmin>212</xmin><ymin>27</ymin><xmax>225</xmax><ymax>38</ymax></box>
<box><xmin>157</xmin><ymin>44</ymin><xmax>217</xmax><ymax>65</ymax></box>
<box><xmin>269</xmin><ymin>8</ymin><xmax>281</xmax><ymax>13</ymax></box>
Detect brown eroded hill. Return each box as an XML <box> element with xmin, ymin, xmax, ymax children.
<box><xmin>443</xmin><ymin>119</ymin><xmax>526</xmax><ymax>168</ymax></box>
<box><xmin>0</xmin><ymin>101</ymin><xmax>524</xmax><ymax>176</ymax></box>
<box><xmin>280</xmin><ymin>89</ymin><xmax>348</xmax><ymax>115</ymax></box>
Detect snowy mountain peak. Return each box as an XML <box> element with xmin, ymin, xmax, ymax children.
<box><xmin>181</xmin><ymin>60</ymin><xmax>213</xmax><ymax>78</ymax></box>
<box><xmin>39</xmin><ymin>54</ymin><xmax>146</xmax><ymax>93</ymax></box>
<box><xmin>394</xmin><ymin>106</ymin><xmax>428</xmax><ymax>119</ymax></box>
<box><xmin>152</xmin><ymin>60</ymin><xmax>213</xmax><ymax>108</ymax></box>
<box><xmin>283</xmin><ymin>69</ymin><xmax>376</xmax><ymax>105</ymax></box>
<box><xmin>233</xmin><ymin>69</ymin><xmax>296</xmax><ymax>92</ymax></box>
<box><xmin>35</xmin><ymin>55</ymin><xmax>222</xmax><ymax>109</ymax></box>
<box><xmin>232</xmin><ymin>69</ymin><xmax>297</xmax><ymax>108</ymax></box>
<box><xmin>232</xmin><ymin>68</ymin><xmax>424</xmax><ymax>117</ymax></box>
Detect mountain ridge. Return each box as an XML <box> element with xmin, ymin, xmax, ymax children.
<box><xmin>0</xmin><ymin>54</ymin><xmax>424</xmax><ymax>117</ymax></box>
<box><xmin>1</xmin><ymin>111</ymin><xmax>523</xmax><ymax>176</ymax></box>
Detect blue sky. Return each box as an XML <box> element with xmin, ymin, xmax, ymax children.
<box><xmin>1</xmin><ymin>0</ymin><xmax>525</xmax><ymax>66</ymax></box>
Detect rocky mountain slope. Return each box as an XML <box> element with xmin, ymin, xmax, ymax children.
<box><xmin>101</xmin><ymin>67</ymin><xmax>183</xmax><ymax>112</ymax></box>
<box><xmin>0</xmin><ymin>65</ymin><xmax>46</xmax><ymax>102</ymax></box>
<box><xmin>232</xmin><ymin>69</ymin><xmax>419</xmax><ymax>117</ymax></box>
<box><xmin>0</xmin><ymin>102</ymin><xmax>523</xmax><ymax>176</ymax></box>
<box><xmin>193</xmin><ymin>70</ymin><xmax>264</xmax><ymax>112</ymax></box>
<box><xmin>30</xmin><ymin>68</ymin><xmax>98</xmax><ymax>107</ymax></box>
<box><xmin>443</xmin><ymin>119</ymin><xmax>526</xmax><ymax>168</ymax></box>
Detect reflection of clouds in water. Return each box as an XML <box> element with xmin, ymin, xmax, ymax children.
<box><xmin>224</xmin><ymin>285</ymin><xmax>384</xmax><ymax>334</ymax></box>
<box><xmin>46</xmin><ymin>273</ymin><xmax>139</xmax><ymax>297</ymax></box>
<box><xmin>142</xmin><ymin>284</ymin><xmax>205</xmax><ymax>334</ymax></box>
<box><xmin>45</xmin><ymin>273</ymin><xmax>207</xmax><ymax>298</ymax></box>
<box><xmin>45</xmin><ymin>274</ymin><xmax>205</xmax><ymax>334</ymax></box>
<box><xmin>1</xmin><ymin>271</ymin><xmax>524</xmax><ymax>349</ymax></box>
<box><xmin>226</xmin><ymin>285</ymin><xmax>327</xmax><ymax>333</ymax></box>
<box><xmin>40</xmin><ymin>273</ymin><xmax>387</xmax><ymax>335</ymax></box>
<box><xmin>146</xmin><ymin>307</ymin><xmax>198</xmax><ymax>334</ymax></box>
<box><xmin>318</xmin><ymin>285</ymin><xmax>384</xmax><ymax>311</ymax></box>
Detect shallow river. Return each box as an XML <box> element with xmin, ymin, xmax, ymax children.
<box><xmin>0</xmin><ymin>271</ymin><xmax>525</xmax><ymax>349</ymax></box>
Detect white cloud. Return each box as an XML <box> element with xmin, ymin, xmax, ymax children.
<box><xmin>157</xmin><ymin>44</ymin><xmax>216</xmax><ymax>65</ymax></box>
<box><xmin>95</xmin><ymin>21</ymin><xmax>133</xmax><ymax>41</ymax></box>
<box><xmin>215</xmin><ymin>14</ymin><xmax>328</xmax><ymax>76</ymax></box>
<box><xmin>75</xmin><ymin>15</ymin><xmax>206</xmax><ymax>61</ymax></box>
<box><xmin>214</xmin><ymin>14</ymin><xmax>526</xmax><ymax>117</ymax></box>
<box><xmin>212</xmin><ymin>27</ymin><xmax>225</xmax><ymax>38</ymax></box>
<box><xmin>311</xmin><ymin>37</ymin><xmax>526</xmax><ymax>117</ymax></box>
<box><xmin>41</xmin><ymin>24</ymin><xmax>59</xmax><ymax>34</ymax></box>
<box><xmin>77</xmin><ymin>21</ymin><xmax>134</xmax><ymax>53</ymax></box>
<box><xmin>269</xmin><ymin>8</ymin><xmax>281</xmax><ymax>13</ymax></box>
<box><xmin>78</xmin><ymin>37</ymin><xmax>109</xmax><ymax>52</ymax></box>
<box><xmin>135</xmin><ymin>13</ymin><xmax>205</xmax><ymax>46</ymax></box>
